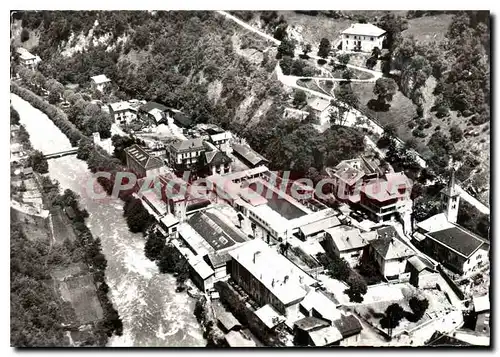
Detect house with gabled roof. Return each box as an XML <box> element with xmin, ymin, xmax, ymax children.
<box><xmin>341</xmin><ymin>23</ymin><xmax>386</xmax><ymax>53</ymax></box>
<box><xmin>323</xmin><ymin>225</ymin><xmax>370</xmax><ymax>267</ymax></box>
<box><xmin>166</xmin><ymin>137</ymin><xmax>205</xmax><ymax>170</ymax></box>
<box><xmin>368</xmin><ymin>226</ymin><xmax>415</xmax><ymax>279</ymax></box>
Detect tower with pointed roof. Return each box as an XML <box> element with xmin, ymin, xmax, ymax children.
<box><xmin>442</xmin><ymin>165</ymin><xmax>460</xmax><ymax>224</ymax></box>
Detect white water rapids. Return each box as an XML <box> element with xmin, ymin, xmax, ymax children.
<box><xmin>11</xmin><ymin>93</ymin><xmax>206</xmax><ymax>347</ymax></box>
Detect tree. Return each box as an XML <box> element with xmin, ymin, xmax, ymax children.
<box><xmin>277</xmin><ymin>38</ymin><xmax>295</xmax><ymax>59</ymax></box>
<box><xmin>373</xmin><ymin>77</ymin><xmax>398</xmax><ymax>107</ymax></box>
<box><xmin>292</xmin><ymin>90</ymin><xmax>307</xmax><ymax>108</ymax></box>
<box><xmin>371</xmin><ymin>46</ymin><xmax>382</xmax><ymax>59</ymax></box>
<box><xmin>302</xmin><ymin>43</ymin><xmax>312</xmax><ymax>57</ymax></box>
<box><xmin>144</xmin><ymin>230</ymin><xmax>166</xmax><ymax>261</ymax></box>
<box><xmin>317</xmin><ymin>38</ymin><xmax>331</xmax><ymax>59</ymax></box>
<box><xmin>380</xmin><ymin>303</ymin><xmax>406</xmax><ymax>338</ymax></box>
<box><xmin>273</xmin><ymin>23</ymin><xmax>288</xmax><ymax>41</ymax></box>
<box><xmin>335</xmin><ymin>82</ymin><xmax>359</xmax><ymax>109</ymax></box>
<box><xmin>10</xmin><ymin>106</ymin><xmax>20</xmax><ymax>125</ymax></box>
<box><xmin>48</xmin><ymin>91</ymin><xmax>60</xmax><ymax>104</ymax></box>
<box><xmin>408</xmin><ymin>297</ymin><xmax>429</xmax><ymax>322</ymax></box>
<box><xmin>279</xmin><ymin>56</ymin><xmax>293</xmax><ymax>75</ymax></box>
<box><xmin>344</xmin><ymin>274</ymin><xmax>368</xmax><ymax>303</ymax></box>
<box><xmin>338</xmin><ymin>53</ymin><xmax>350</xmax><ymax>66</ymax></box>
<box><xmin>21</xmin><ymin>28</ymin><xmax>30</xmax><ymax>42</ymax></box>
<box><xmin>377</xmin><ymin>13</ymin><xmax>408</xmax><ymax>51</ymax></box>
<box><xmin>28</xmin><ymin>150</ymin><xmax>48</xmax><ymax>174</ymax></box>
<box><xmin>449</xmin><ymin>125</ymin><xmax>463</xmax><ymax>143</ymax></box>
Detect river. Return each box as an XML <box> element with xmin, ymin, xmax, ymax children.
<box><xmin>11</xmin><ymin>93</ymin><xmax>206</xmax><ymax>347</ymax></box>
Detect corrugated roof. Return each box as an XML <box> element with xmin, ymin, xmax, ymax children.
<box><xmin>342</xmin><ymin>23</ymin><xmax>386</xmax><ymax>37</ymax></box>
<box><xmin>427</xmin><ymin>225</ymin><xmax>488</xmax><ymax>258</ymax></box>
<box><xmin>232</xmin><ymin>143</ymin><xmax>269</xmax><ymax>167</ymax></box>
<box><xmin>210</xmin><ymin>131</ymin><xmax>232</xmax><ymax>142</ymax></box>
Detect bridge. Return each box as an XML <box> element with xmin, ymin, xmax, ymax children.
<box><xmin>43</xmin><ymin>148</ymin><xmax>78</xmax><ymax>160</ymax></box>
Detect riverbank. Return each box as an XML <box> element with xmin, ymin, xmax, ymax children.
<box><xmin>10</xmin><ymin>113</ymin><xmax>121</xmax><ymax>346</ymax></box>
<box><xmin>11</xmin><ymin>91</ymin><xmax>206</xmax><ymax>346</ymax></box>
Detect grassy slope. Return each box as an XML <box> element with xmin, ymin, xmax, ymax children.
<box><xmin>402</xmin><ymin>14</ymin><xmax>455</xmax><ymax>43</ymax></box>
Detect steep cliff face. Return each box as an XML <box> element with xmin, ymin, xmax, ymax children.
<box><xmin>13</xmin><ymin>11</ymin><xmax>286</xmax><ymax>130</ymax></box>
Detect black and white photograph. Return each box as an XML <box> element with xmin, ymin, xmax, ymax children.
<box><xmin>8</xmin><ymin>6</ymin><xmax>491</xmax><ymax>349</ymax></box>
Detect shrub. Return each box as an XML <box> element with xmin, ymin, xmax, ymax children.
<box><xmin>408</xmin><ymin>297</ymin><xmax>429</xmax><ymax>322</ymax></box>
<box><xmin>449</xmin><ymin>124</ymin><xmax>463</xmax><ymax>143</ymax></box>
<box><xmin>21</xmin><ymin>28</ymin><xmax>30</xmax><ymax>42</ymax></box>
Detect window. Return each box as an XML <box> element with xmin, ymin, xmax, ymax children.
<box><xmin>371</xmin><ymin>37</ymin><xmax>374</xmax><ymax>41</ymax></box>
<box><xmin>346</xmin><ymin>40</ymin><xmax>348</xmax><ymax>45</ymax></box>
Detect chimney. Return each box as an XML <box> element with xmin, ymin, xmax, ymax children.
<box><xmin>272</xmin><ymin>278</ymin><xmax>275</xmax><ymax>287</ymax></box>
<box><xmin>284</xmin><ymin>275</ymin><xmax>289</xmax><ymax>284</ymax></box>
<box><xmin>253</xmin><ymin>251</ymin><xmax>260</xmax><ymax>264</ymax></box>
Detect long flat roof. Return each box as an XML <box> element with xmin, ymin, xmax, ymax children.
<box><xmin>229</xmin><ymin>239</ymin><xmax>316</xmax><ymax>306</ymax></box>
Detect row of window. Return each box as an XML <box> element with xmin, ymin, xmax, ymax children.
<box><xmin>345</xmin><ymin>35</ymin><xmax>375</xmax><ymax>41</ymax></box>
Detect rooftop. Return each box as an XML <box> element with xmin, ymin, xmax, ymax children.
<box><xmin>325</xmin><ymin>225</ymin><xmax>368</xmax><ymax>252</ymax></box>
<box><xmin>186</xmin><ymin>208</ymin><xmax>248</xmax><ymax>252</ymax></box>
<box><xmin>307</xmin><ymin>97</ymin><xmax>331</xmax><ymax>112</ymax></box>
<box><xmin>407</xmin><ymin>255</ymin><xmax>435</xmax><ymax>272</ymax></box>
<box><xmin>229</xmin><ymin>239</ymin><xmax>317</xmax><ymax>306</ymax></box>
<box><xmin>333</xmin><ymin>314</ymin><xmax>362</xmax><ymax>338</ymax></box>
<box><xmin>254</xmin><ymin>304</ymin><xmax>285</xmax><ymax>329</ymax></box>
<box><xmin>205</xmin><ymin>150</ymin><xmax>232</xmax><ymax>166</ymax></box>
<box><xmin>225</xmin><ymin>331</ymin><xmax>257</xmax><ymax>347</ymax></box>
<box><xmin>213</xmin><ymin>302</ymin><xmax>240</xmax><ymax>332</ymax></box>
<box><xmin>333</xmin><ymin>161</ymin><xmax>365</xmax><ymax>187</ymax></box>
<box><xmin>139</xmin><ymin>101</ymin><xmax>167</xmax><ymax>114</ymax></box>
<box><xmin>300</xmin><ymin>290</ymin><xmax>341</xmax><ymax>323</ymax></box>
<box><xmin>342</xmin><ymin>23</ymin><xmax>386</xmax><ymax>37</ymax></box>
<box><xmin>363</xmin><ymin>176</ymin><xmax>409</xmax><ymax>202</ymax></box>
<box><xmin>298</xmin><ymin>215</ymin><xmax>341</xmax><ymax>237</ymax></box>
<box><xmin>416</xmin><ymin>212</ymin><xmax>455</xmax><ymax>233</ymax></box>
<box><xmin>189</xmin><ymin>257</ymin><xmax>214</xmax><ymax>280</ymax></box>
<box><xmin>90</xmin><ymin>74</ymin><xmax>111</xmax><ymax>84</ymax></box>
<box><xmin>428</xmin><ymin>226</ymin><xmax>488</xmax><ymax>258</ymax></box>
<box><xmin>294</xmin><ymin>316</ymin><xmax>330</xmax><ymax>332</ymax></box>
<box><xmin>125</xmin><ymin>144</ymin><xmax>164</xmax><ymax>170</ymax></box>
<box><xmin>473</xmin><ymin>294</ymin><xmax>490</xmax><ymax>313</ymax></box>
<box><xmin>170</xmin><ymin>137</ymin><xmax>205</xmax><ymax>152</ymax></box>
<box><xmin>109</xmin><ymin>101</ymin><xmax>135</xmax><ymax>112</ymax></box>
<box><xmin>308</xmin><ymin>326</ymin><xmax>343</xmax><ymax>346</ymax></box>
<box><xmin>232</xmin><ymin>143</ymin><xmax>269</xmax><ymax>167</ymax></box>
<box><xmin>369</xmin><ymin>236</ymin><xmax>415</xmax><ymax>261</ymax></box>
<box><xmin>210</xmin><ymin>131</ymin><xmax>232</xmax><ymax>142</ymax></box>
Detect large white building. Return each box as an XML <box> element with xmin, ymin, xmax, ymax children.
<box><xmin>341</xmin><ymin>23</ymin><xmax>386</xmax><ymax>53</ymax></box>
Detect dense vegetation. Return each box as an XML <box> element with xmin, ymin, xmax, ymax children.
<box><xmin>11</xmin><ymin>184</ymin><xmax>122</xmax><ymax>346</ymax></box>
<box><xmin>16</xmin><ymin>10</ymin><xmax>368</xmax><ymax>176</ymax></box>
